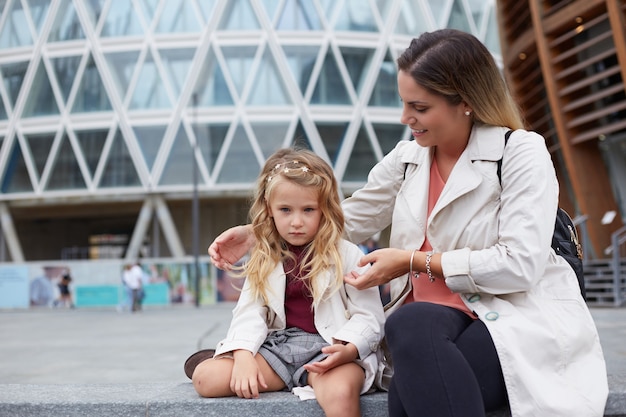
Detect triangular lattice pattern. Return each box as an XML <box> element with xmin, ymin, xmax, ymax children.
<box><xmin>0</xmin><ymin>0</ymin><xmax>499</xmax><ymax>197</ymax></box>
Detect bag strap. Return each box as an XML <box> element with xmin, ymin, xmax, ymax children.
<box><xmin>496</xmin><ymin>130</ymin><xmax>513</xmax><ymax>186</ymax></box>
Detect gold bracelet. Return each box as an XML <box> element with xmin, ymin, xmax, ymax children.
<box><xmin>409</xmin><ymin>249</ymin><xmax>419</xmax><ymax>279</ymax></box>
<box><xmin>425</xmin><ymin>251</ymin><xmax>434</xmax><ymax>283</ymax></box>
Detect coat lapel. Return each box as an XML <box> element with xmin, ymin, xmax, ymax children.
<box><xmin>397</xmin><ymin>147</ymin><xmax>430</xmax><ymax>245</ymax></box>
<box><xmin>430</xmin><ymin>124</ymin><xmax>505</xmax><ymax>221</ymax></box>
<box><xmin>266</xmin><ymin>263</ymin><xmax>286</xmax><ymax>319</ymax></box>
<box><xmin>393</xmin><ymin>124</ymin><xmax>507</xmax><ymax>250</ymax></box>
<box><xmin>431</xmin><ymin>151</ymin><xmax>483</xmax><ymax>217</ymax></box>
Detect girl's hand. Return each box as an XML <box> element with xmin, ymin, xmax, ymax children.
<box><xmin>208</xmin><ymin>225</ymin><xmax>255</xmax><ymax>270</ymax></box>
<box><xmin>303</xmin><ymin>343</ymin><xmax>358</xmax><ymax>375</ymax></box>
<box><xmin>344</xmin><ymin>248</ymin><xmax>411</xmax><ymax>290</ymax></box>
<box><xmin>230</xmin><ymin>350</ymin><xmax>268</xmax><ymax>399</ymax></box>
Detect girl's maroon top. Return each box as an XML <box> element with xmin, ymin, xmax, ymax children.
<box><xmin>283</xmin><ymin>244</ymin><xmax>316</xmax><ymax>334</ymax></box>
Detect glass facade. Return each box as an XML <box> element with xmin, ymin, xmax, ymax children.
<box><xmin>0</xmin><ymin>0</ymin><xmax>499</xmax><ymax>262</ymax></box>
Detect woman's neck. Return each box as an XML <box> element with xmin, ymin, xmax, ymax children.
<box><xmin>433</xmin><ymin>126</ymin><xmax>472</xmax><ymax>182</ymax></box>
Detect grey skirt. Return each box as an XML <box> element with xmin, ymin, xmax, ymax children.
<box><xmin>258</xmin><ymin>327</ymin><xmax>329</xmax><ymax>389</ymax></box>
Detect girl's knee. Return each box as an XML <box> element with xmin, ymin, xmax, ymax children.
<box><xmin>192</xmin><ymin>360</ymin><xmax>229</xmax><ymax>398</ymax></box>
<box><xmin>191</xmin><ymin>361</ymin><xmax>212</xmax><ymax>397</ymax></box>
<box><xmin>316</xmin><ymin>383</ymin><xmax>361</xmax><ymax>417</ymax></box>
<box><xmin>322</xmin><ymin>382</ymin><xmax>360</xmax><ymax>403</ymax></box>
<box><xmin>312</xmin><ymin>364</ymin><xmax>364</xmax><ymax>407</ymax></box>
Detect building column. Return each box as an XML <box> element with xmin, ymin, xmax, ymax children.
<box><xmin>154</xmin><ymin>196</ymin><xmax>186</xmax><ymax>258</ymax></box>
<box><xmin>124</xmin><ymin>198</ymin><xmax>154</xmax><ymax>262</ymax></box>
<box><xmin>0</xmin><ymin>203</ymin><xmax>24</xmax><ymax>262</ymax></box>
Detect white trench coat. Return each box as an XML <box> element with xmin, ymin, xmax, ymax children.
<box><xmin>342</xmin><ymin>124</ymin><xmax>608</xmax><ymax>417</ymax></box>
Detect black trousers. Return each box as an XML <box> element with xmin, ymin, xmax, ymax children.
<box><xmin>385</xmin><ymin>302</ymin><xmax>508</xmax><ymax>417</ymax></box>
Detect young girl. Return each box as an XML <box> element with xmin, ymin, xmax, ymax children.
<box><xmin>191</xmin><ymin>148</ymin><xmax>385</xmax><ymax>417</ymax></box>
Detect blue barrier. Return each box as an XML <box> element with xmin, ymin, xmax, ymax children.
<box><xmin>75</xmin><ymin>283</ymin><xmax>169</xmax><ymax>307</ymax></box>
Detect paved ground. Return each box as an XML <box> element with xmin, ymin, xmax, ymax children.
<box><xmin>0</xmin><ymin>304</ymin><xmax>234</xmax><ymax>384</ymax></box>
<box><xmin>0</xmin><ymin>304</ymin><xmax>625</xmax><ymax>384</ymax></box>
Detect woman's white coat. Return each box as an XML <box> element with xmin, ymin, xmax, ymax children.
<box><xmin>342</xmin><ymin>124</ymin><xmax>608</xmax><ymax>417</ymax></box>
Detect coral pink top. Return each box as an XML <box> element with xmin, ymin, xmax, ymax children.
<box><xmin>405</xmin><ymin>158</ymin><xmax>475</xmax><ymax>318</ymax></box>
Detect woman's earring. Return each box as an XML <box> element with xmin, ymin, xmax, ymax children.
<box><xmin>465</xmin><ymin>111</ymin><xmax>471</xmax><ymax>116</ymax></box>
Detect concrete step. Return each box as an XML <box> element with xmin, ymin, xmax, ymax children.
<box><xmin>1</xmin><ymin>375</ymin><xmax>625</xmax><ymax>417</ymax></box>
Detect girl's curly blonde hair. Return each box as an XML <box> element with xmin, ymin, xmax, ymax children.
<box><xmin>242</xmin><ymin>147</ymin><xmax>345</xmax><ymax>308</ymax></box>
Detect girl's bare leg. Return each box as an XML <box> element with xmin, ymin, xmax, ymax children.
<box><xmin>308</xmin><ymin>362</ymin><xmax>365</xmax><ymax>417</ymax></box>
<box><xmin>192</xmin><ymin>354</ymin><xmax>285</xmax><ymax>398</ymax></box>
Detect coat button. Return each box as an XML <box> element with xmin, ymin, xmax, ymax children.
<box><xmin>344</xmin><ymin>310</ymin><xmax>351</xmax><ymax>319</ymax></box>
<box><xmin>467</xmin><ymin>294</ymin><xmax>481</xmax><ymax>303</ymax></box>
<box><xmin>485</xmin><ymin>311</ymin><xmax>499</xmax><ymax>321</ymax></box>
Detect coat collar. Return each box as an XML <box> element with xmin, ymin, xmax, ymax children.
<box><xmin>466</xmin><ymin>124</ymin><xmax>510</xmax><ymax>163</ymax></box>
<box><xmin>397</xmin><ymin>124</ymin><xmax>510</xmax><ymax>168</ymax></box>
<box><xmin>396</xmin><ymin>124</ymin><xmax>511</xmax><ymax>248</ymax></box>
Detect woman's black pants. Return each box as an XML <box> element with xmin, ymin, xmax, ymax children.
<box><xmin>385</xmin><ymin>302</ymin><xmax>508</xmax><ymax>417</ymax></box>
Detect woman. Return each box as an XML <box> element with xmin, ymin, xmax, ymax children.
<box><xmin>209</xmin><ymin>29</ymin><xmax>608</xmax><ymax>417</ymax></box>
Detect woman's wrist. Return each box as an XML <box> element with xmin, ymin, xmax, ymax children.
<box><xmin>408</xmin><ymin>249</ymin><xmax>436</xmax><ymax>282</ymax></box>
<box><xmin>425</xmin><ymin>251</ymin><xmax>434</xmax><ymax>282</ymax></box>
<box><xmin>409</xmin><ymin>249</ymin><xmax>419</xmax><ymax>279</ymax></box>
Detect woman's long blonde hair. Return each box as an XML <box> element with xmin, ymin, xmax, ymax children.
<box><xmin>397</xmin><ymin>29</ymin><xmax>525</xmax><ymax>130</ymax></box>
<box><xmin>242</xmin><ymin>148</ymin><xmax>345</xmax><ymax>308</ymax></box>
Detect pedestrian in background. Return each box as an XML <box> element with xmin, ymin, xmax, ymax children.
<box><xmin>30</xmin><ymin>266</ymin><xmax>61</xmax><ymax>307</ymax></box>
<box><xmin>122</xmin><ymin>263</ymin><xmax>144</xmax><ymax>312</ymax></box>
<box><xmin>55</xmin><ymin>271</ymin><xmax>74</xmax><ymax>308</ymax></box>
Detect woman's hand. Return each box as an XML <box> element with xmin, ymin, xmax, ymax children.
<box><xmin>230</xmin><ymin>350</ymin><xmax>267</xmax><ymax>399</ymax></box>
<box><xmin>344</xmin><ymin>248</ymin><xmax>411</xmax><ymax>290</ymax></box>
<box><xmin>303</xmin><ymin>343</ymin><xmax>358</xmax><ymax>375</ymax></box>
<box><xmin>208</xmin><ymin>225</ymin><xmax>255</xmax><ymax>270</ymax></box>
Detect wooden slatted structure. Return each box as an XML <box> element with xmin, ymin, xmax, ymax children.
<box><xmin>497</xmin><ymin>0</ymin><xmax>625</xmax><ymax>257</ymax></box>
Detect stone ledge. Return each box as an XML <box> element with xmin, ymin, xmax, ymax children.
<box><xmin>0</xmin><ymin>375</ymin><xmax>624</xmax><ymax>417</ymax></box>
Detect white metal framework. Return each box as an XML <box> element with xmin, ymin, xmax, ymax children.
<box><xmin>0</xmin><ymin>0</ymin><xmax>498</xmax><ymax>262</ymax></box>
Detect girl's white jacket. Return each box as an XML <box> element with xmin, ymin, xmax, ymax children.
<box><xmin>214</xmin><ymin>239</ymin><xmax>385</xmax><ymax>394</ymax></box>
<box><xmin>342</xmin><ymin>124</ymin><xmax>608</xmax><ymax>417</ymax></box>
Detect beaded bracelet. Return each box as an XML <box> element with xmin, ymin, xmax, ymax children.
<box><xmin>409</xmin><ymin>249</ymin><xmax>419</xmax><ymax>279</ymax></box>
<box><xmin>425</xmin><ymin>251</ymin><xmax>434</xmax><ymax>283</ymax></box>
